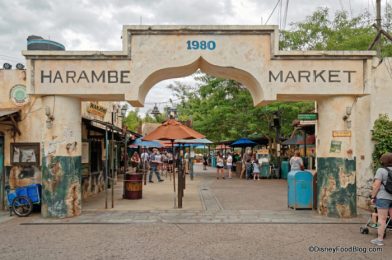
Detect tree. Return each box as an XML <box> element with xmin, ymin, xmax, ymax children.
<box><xmin>372</xmin><ymin>114</ymin><xmax>392</xmax><ymax>170</ymax></box>
<box><xmin>280</xmin><ymin>7</ymin><xmax>392</xmax><ymax>57</ymax></box>
<box><xmin>123</xmin><ymin>109</ymin><xmax>141</xmax><ymax>132</ymax></box>
<box><xmin>169</xmin><ymin>77</ymin><xmax>314</xmax><ymax>142</ymax></box>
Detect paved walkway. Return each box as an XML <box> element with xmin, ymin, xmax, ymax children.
<box><xmin>21</xmin><ymin>164</ymin><xmax>368</xmax><ymax>225</ymax></box>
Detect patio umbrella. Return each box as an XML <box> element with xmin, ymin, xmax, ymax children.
<box><xmin>143</xmin><ymin>118</ymin><xmax>205</xmax><ymax>208</ymax></box>
<box><xmin>131</xmin><ymin>137</ymin><xmax>163</xmax><ymax>148</ymax></box>
<box><xmin>174</xmin><ymin>138</ymin><xmax>213</xmax><ymax>145</ymax></box>
<box><xmin>231</xmin><ymin>138</ymin><xmax>257</xmax><ymax>147</ymax></box>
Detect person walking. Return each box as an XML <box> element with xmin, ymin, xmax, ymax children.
<box><xmin>226</xmin><ymin>152</ymin><xmax>233</xmax><ymax>179</ymax></box>
<box><xmin>240</xmin><ymin>149</ymin><xmax>252</xmax><ymax>179</ymax></box>
<box><xmin>253</xmin><ymin>158</ymin><xmax>260</xmax><ymax>180</ymax></box>
<box><xmin>149</xmin><ymin>148</ymin><xmax>164</xmax><ymax>183</ymax></box>
<box><xmin>370</xmin><ymin>152</ymin><xmax>392</xmax><ymax>246</ymax></box>
<box><xmin>216</xmin><ymin>152</ymin><xmax>225</xmax><ymax>179</ymax></box>
<box><xmin>290</xmin><ymin>151</ymin><xmax>304</xmax><ymax>171</ymax></box>
<box><xmin>203</xmin><ymin>153</ymin><xmax>208</xmax><ymax>170</ymax></box>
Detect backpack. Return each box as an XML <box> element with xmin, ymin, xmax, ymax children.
<box><xmin>383</xmin><ymin>167</ymin><xmax>392</xmax><ymax>194</ymax></box>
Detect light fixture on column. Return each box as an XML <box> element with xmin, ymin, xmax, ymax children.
<box><xmin>120</xmin><ymin>104</ymin><xmax>128</xmax><ymax>118</ymax></box>
<box><xmin>342</xmin><ymin>106</ymin><xmax>352</xmax><ymax>129</ymax></box>
<box><xmin>45</xmin><ymin>106</ymin><xmax>55</xmax><ymax>129</ymax></box>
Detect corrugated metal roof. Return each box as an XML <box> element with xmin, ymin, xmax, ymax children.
<box><xmin>0</xmin><ymin>108</ymin><xmax>20</xmax><ymax>118</ymax></box>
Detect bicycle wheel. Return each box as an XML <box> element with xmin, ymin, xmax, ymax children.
<box><xmin>12</xmin><ymin>196</ymin><xmax>33</xmax><ymax>217</ymax></box>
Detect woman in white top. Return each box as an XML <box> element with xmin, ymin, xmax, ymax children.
<box><xmin>216</xmin><ymin>152</ymin><xmax>225</xmax><ymax>179</ymax></box>
<box><xmin>226</xmin><ymin>153</ymin><xmax>233</xmax><ymax>179</ymax></box>
<box><xmin>290</xmin><ymin>151</ymin><xmax>304</xmax><ymax>171</ymax></box>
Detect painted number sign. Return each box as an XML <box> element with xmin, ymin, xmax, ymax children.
<box><xmin>187</xmin><ymin>40</ymin><xmax>216</xmax><ymax>50</ymax></box>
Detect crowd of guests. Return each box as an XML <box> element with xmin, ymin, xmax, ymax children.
<box><xmin>211</xmin><ymin>150</ymin><xmax>268</xmax><ymax>180</ymax></box>
<box><xmin>127</xmin><ymin>148</ymin><xmax>174</xmax><ymax>183</ymax></box>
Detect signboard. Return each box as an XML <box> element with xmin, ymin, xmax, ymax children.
<box><xmin>87</xmin><ymin>103</ymin><xmax>107</xmax><ymax>118</ymax></box>
<box><xmin>332</xmin><ymin>130</ymin><xmax>352</xmax><ymax>137</ymax></box>
<box><xmin>299</xmin><ymin>120</ymin><xmax>317</xmax><ymax>125</ymax></box>
<box><xmin>257</xmin><ymin>149</ymin><xmax>269</xmax><ymax>155</ymax></box>
<box><xmin>330</xmin><ymin>140</ymin><xmax>342</xmax><ymax>153</ymax></box>
<box><xmin>10</xmin><ymin>84</ymin><xmax>29</xmax><ymax>106</ymax></box>
<box><xmin>298</xmin><ymin>113</ymin><xmax>318</xmax><ymax>121</ymax></box>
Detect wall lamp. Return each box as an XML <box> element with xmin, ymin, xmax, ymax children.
<box><xmin>342</xmin><ymin>106</ymin><xmax>352</xmax><ymax>129</ymax></box>
<box><xmin>3</xmin><ymin>63</ymin><xmax>12</xmax><ymax>69</ymax></box>
<box><xmin>16</xmin><ymin>63</ymin><xmax>25</xmax><ymax>70</ymax></box>
<box><xmin>45</xmin><ymin>106</ymin><xmax>55</xmax><ymax>129</ymax></box>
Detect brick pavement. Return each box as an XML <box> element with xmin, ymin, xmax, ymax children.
<box><xmin>19</xmin><ymin>164</ymin><xmax>368</xmax><ymax>225</ymax></box>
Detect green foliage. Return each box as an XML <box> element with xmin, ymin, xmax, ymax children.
<box><xmin>123</xmin><ymin>109</ymin><xmax>141</xmax><ymax>132</ymax></box>
<box><xmin>372</xmin><ymin>114</ymin><xmax>392</xmax><ymax>170</ymax></box>
<box><xmin>280</xmin><ymin>7</ymin><xmax>392</xmax><ymax>57</ymax></box>
<box><xmin>170</xmin><ymin>77</ymin><xmax>314</xmax><ymax>142</ymax></box>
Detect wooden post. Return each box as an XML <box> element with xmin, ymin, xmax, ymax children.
<box><xmin>376</xmin><ymin>0</ymin><xmax>382</xmax><ymax>58</ymax></box>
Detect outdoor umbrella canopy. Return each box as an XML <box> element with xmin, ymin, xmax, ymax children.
<box><xmin>142</xmin><ymin>118</ymin><xmax>205</xmax><ymax>209</ymax></box>
<box><xmin>142</xmin><ymin>119</ymin><xmax>205</xmax><ymax>141</ymax></box>
<box><xmin>174</xmin><ymin>138</ymin><xmax>213</xmax><ymax>144</ymax></box>
<box><xmin>131</xmin><ymin>137</ymin><xmax>162</xmax><ymax>148</ymax></box>
<box><xmin>215</xmin><ymin>144</ymin><xmax>231</xmax><ymax>150</ymax></box>
<box><xmin>230</xmin><ymin>138</ymin><xmax>257</xmax><ymax>147</ymax></box>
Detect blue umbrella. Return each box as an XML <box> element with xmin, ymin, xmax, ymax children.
<box><xmin>131</xmin><ymin>137</ymin><xmax>162</xmax><ymax>148</ymax></box>
<box><xmin>231</xmin><ymin>138</ymin><xmax>257</xmax><ymax>147</ymax></box>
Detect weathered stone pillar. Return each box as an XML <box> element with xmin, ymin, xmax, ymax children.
<box><xmin>41</xmin><ymin>96</ymin><xmax>81</xmax><ymax>218</ymax></box>
<box><xmin>316</xmin><ymin>96</ymin><xmax>357</xmax><ymax>218</ymax></box>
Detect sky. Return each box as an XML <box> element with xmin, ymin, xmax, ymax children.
<box><xmin>0</xmin><ymin>0</ymin><xmax>379</xmax><ymax>115</ymax></box>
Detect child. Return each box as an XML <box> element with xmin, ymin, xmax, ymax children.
<box><xmin>253</xmin><ymin>159</ymin><xmax>260</xmax><ymax>180</ymax></box>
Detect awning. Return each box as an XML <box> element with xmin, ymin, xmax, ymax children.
<box><xmin>0</xmin><ymin>108</ymin><xmax>20</xmax><ymax>118</ymax></box>
<box><xmin>82</xmin><ymin>116</ymin><xmax>141</xmax><ymax>138</ymax></box>
<box><xmin>0</xmin><ymin>108</ymin><xmax>21</xmax><ymax>136</ymax></box>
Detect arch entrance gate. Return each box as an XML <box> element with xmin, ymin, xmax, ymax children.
<box><xmin>23</xmin><ymin>25</ymin><xmax>375</xmax><ymax>218</ymax></box>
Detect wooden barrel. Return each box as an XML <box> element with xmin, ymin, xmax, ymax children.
<box><xmin>123</xmin><ymin>173</ymin><xmax>143</xmax><ymax>199</ymax></box>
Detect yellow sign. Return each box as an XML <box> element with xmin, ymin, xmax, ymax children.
<box><xmin>257</xmin><ymin>149</ymin><xmax>269</xmax><ymax>155</ymax></box>
<box><xmin>332</xmin><ymin>130</ymin><xmax>352</xmax><ymax>137</ymax></box>
<box><xmin>87</xmin><ymin>103</ymin><xmax>107</xmax><ymax>118</ymax></box>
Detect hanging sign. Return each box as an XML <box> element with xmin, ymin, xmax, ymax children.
<box><xmin>298</xmin><ymin>113</ymin><xmax>318</xmax><ymax>121</ymax></box>
<box><xmin>87</xmin><ymin>103</ymin><xmax>107</xmax><ymax>118</ymax></box>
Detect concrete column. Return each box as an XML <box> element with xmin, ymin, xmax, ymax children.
<box><xmin>41</xmin><ymin>96</ymin><xmax>82</xmax><ymax>218</ymax></box>
<box><xmin>316</xmin><ymin>96</ymin><xmax>357</xmax><ymax>218</ymax></box>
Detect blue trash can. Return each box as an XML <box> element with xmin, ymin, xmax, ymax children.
<box><xmin>288</xmin><ymin>171</ymin><xmax>313</xmax><ymax>209</ymax></box>
<box><xmin>281</xmin><ymin>160</ymin><xmax>290</xmax><ymax>179</ymax></box>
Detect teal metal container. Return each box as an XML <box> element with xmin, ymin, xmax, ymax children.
<box><xmin>260</xmin><ymin>163</ymin><xmax>270</xmax><ymax>178</ymax></box>
<box><xmin>281</xmin><ymin>160</ymin><xmax>290</xmax><ymax>179</ymax></box>
<box><xmin>288</xmin><ymin>171</ymin><xmax>313</xmax><ymax>209</ymax></box>
<box><xmin>211</xmin><ymin>156</ymin><xmax>217</xmax><ymax>167</ymax></box>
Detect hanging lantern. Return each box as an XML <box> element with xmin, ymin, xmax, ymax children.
<box><xmin>150</xmin><ymin>103</ymin><xmax>161</xmax><ymax>116</ymax></box>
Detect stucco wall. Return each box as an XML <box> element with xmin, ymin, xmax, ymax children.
<box><xmin>355</xmin><ymin>57</ymin><xmax>392</xmax><ymax>209</ymax></box>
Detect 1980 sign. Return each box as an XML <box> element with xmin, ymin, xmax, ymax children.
<box><xmin>186</xmin><ymin>40</ymin><xmax>216</xmax><ymax>50</ymax></box>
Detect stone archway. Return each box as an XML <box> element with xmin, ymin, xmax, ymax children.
<box><xmin>22</xmin><ymin>25</ymin><xmax>380</xmax><ymax>218</ymax></box>
<box><xmin>136</xmin><ymin>57</ymin><xmax>263</xmax><ymax>107</ymax></box>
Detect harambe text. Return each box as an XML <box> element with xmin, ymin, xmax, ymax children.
<box><xmin>40</xmin><ymin>70</ymin><xmax>131</xmax><ymax>84</ymax></box>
